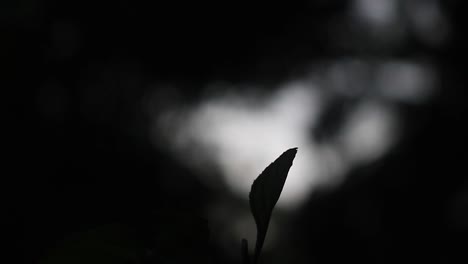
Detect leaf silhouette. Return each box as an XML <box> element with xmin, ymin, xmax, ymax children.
<box><xmin>249</xmin><ymin>147</ymin><xmax>297</xmax><ymax>263</ymax></box>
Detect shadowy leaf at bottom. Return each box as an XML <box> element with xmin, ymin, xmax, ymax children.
<box><xmin>249</xmin><ymin>147</ymin><xmax>297</xmax><ymax>263</ymax></box>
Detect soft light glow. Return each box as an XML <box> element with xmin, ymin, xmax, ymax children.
<box><xmin>353</xmin><ymin>0</ymin><xmax>398</xmax><ymax>27</ymax></box>
<box><xmin>406</xmin><ymin>0</ymin><xmax>449</xmax><ymax>45</ymax></box>
<box><xmin>156</xmin><ymin>83</ymin><xmax>326</xmax><ymax>208</ymax></box>
<box><xmin>151</xmin><ymin>59</ymin><xmax>438</xmax><ymax>212</ymax></box>
<box><xmin>376</xmin><ymin>62</ymin><xmax>436</xmax><ymax>103</ymax></box>
<box><xmin>153</xmin><ymin>78</ymin><xmax>403</xmax><ymax>209</ymax></box>
<box><xmin>339</xmin><ymin>101</ymin><xmax>399</xmax><ymax>164</ymax></box>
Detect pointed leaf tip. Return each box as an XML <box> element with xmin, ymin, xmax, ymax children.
<box><xmin>249</xmin><ymin>147</ymin><xmax>297</xmax><ymax>263</ymax></box>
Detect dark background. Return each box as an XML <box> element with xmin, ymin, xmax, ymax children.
<box><xmin>5</xmin><ymin>1</ymin><xmax>467</xmax><ymax>263</ymax></box>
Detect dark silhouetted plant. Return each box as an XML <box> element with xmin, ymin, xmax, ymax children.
<box><xmin>242</xmin><ymin>148</ymin><xmax>297</xmax><ymax>264</ymax></box>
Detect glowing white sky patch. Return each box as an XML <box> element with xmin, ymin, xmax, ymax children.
<box><xmin>154</xmin><ymin>76</ymin><xmax>404</xmax><ymax>209</ymax></box>
<box><xmin>160</xmin><ymin>83</ymin><xmax>326</xmax><ymax>208</ymax></box>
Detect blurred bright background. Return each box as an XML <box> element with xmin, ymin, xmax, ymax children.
<box><xmin>6</xmin><ymin>0</ymin><xmax>467</xmax><ymax>263</ymax></box>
